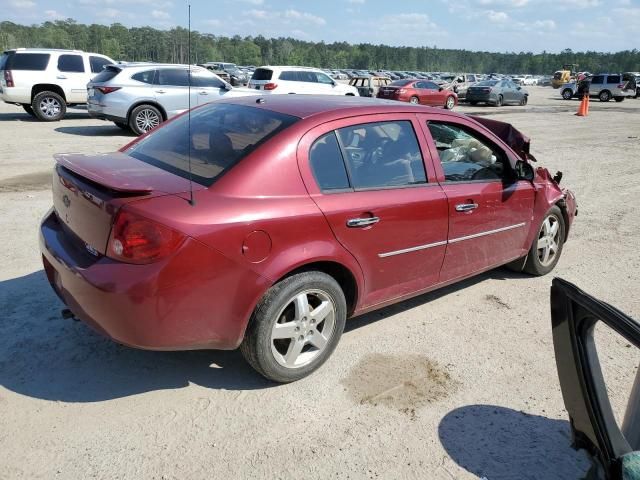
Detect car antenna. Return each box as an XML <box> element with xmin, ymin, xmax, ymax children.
<box><xmin>187</xmin><ymin>3</ymin><xmax>196</xmax><ymax>207</ymax></box>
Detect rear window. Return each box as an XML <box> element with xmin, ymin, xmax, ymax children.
<box><xmin>607</xmin><ymin>75</ymin><xmax>621</xmax><ymax>84</ymax></box>
<box><xmin>58</xmin><ymin>54</ymin><xmax>85</xmax><ymax>73</ymax></box>
<box><xmin>93</xmin><ymin>66</ymin><xmax>121</xmax><ymax>83</ymax></box>
<box><xmin>126</xmin><ymin>104</ymin><xmax>299</xmax><ymax>187</ymax></box>
<box><xmin>252</xmin><ymin>68</ymin><xmax>273</xmax><ymax>81</ymax></box>
<box><xmin>591</xmin><ymin>75</ymin><xmax>604</xmax><ymax>84</ymax></box>
<box><xmin>131</xmin><ymin>69</ymin><xmax>156</xmax><ymax>84</ymax></box>
<box><xmin>476</xmin><ymin>80</ymin><xmax>498</xmax><ymax>86</ymax></box>
<box><xmin>390</xmin><ymin>79</ymin><xmax>412</xmax><ymax>87</ymax></box>
<box><xmin>4</xmin><ymin>52</ymin><xmax>50</xmax><ymax>71</ymax></box>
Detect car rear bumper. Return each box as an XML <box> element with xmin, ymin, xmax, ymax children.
<box><xmin>465</xmin><ymin>93</ymin><xmax>494</xmax><ymax>103</ymax></box>
<box><xmin>39</xmin><ymin>208</ymin><xmax>269</xmax><ymax>351</ymax></box>
<box><xmin>1</xmin><ymin>86</ymin><xmax>31</xmax><ymax>104</ymax></box>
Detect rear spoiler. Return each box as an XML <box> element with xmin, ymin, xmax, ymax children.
<box><xmin>469</xmin><ymin>115</ymin><xmax>536</xmax><ymax>162</ymax></box>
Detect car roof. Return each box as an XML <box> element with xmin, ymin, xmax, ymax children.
<box><xmin>256</xmin><ymin>66</ymin><xmax>324</xmax><ymax>72</ymax></box>
<box><xmin>214</xmin><ymin>94</ymin><xmax>463</xmax><ymax>121</ymax></box>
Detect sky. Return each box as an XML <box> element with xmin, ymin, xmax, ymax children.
<box><xmin>1</xmin><ymin>0</ymin><xmax>639</xmax><ymax>53</ymax></box>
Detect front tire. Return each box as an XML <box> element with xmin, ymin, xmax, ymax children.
<box><xmin>240</xmin><ymin>271</ymin><xmax>347</xmax><ymax>383</ymax></box>
<box><xmin>129</xmin><ymin>104</ymin><xmax>162</xmax><ymax>136</ymax></box>
<box><xmin>523</xmin><ymin>206</ymin><xmax>565</xmax><ymax>276</ymax></box>
<box><xmin>562</xmin><ymin>89</ymin><xmax>573</xmax><ymax>100</ymax></box>
<box><xmin>599</xmin><ymin>90</ymin><xmax>611</xmax><ymax>102</ymax></box>
<box><xmin>32</xmin><ymin>91</ymin><xmax>66</xmax><ymax>121</ymax></box>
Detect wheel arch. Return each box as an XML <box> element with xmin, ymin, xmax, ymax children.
<box><xmin>31</xmin><ymin>84</ymin><xmax>66</xmax><ymax>102</ymax></box>
<box><xmin>273</xmin><ymin>260</ymin><xmax>360</xmax><ymax>317</ymax></box>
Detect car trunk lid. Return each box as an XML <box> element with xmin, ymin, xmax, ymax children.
<box><xmin>52</xmin><ymin>152</ymin><xmax>204</xmax><ymax>255</ymax></box>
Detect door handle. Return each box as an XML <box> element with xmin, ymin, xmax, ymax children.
<box><xmin>455</xmin><ymin>203</ymin><xmax>478</xmax><ymax>212</ymax></box>
<box><xmin>155</xmin><ymin>89</ymin><xmax>166</xmax><ymax>94</ymax></box>
<box><xmin>56</xmin><ymin>75</ymin><xmax>67</xmax><ymax>79</ymax></box>
<box><xmin>346</xmin><ymin>216</ymin><xmax>380</xmax><ymax>228</ymax></box>
<box><xmin>199</xmin><ymin>91</ymin><xmax>208</xmax><ymax>95</ymax></box>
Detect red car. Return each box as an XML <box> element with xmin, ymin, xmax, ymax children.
<box><xmin>39</xmin><ymin>96</ymin><xmax>577</xmax><ymax>382</ymax></box>
<box><xmin>377</xmin><ymin>79</ymin><xmax>458</xmax><ymax>109</ymax></box>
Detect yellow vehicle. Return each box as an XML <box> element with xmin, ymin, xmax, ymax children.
<box><xmin>552</xmin><ymin>64</ymin><xmax>578</xmax><ymax>89</ymax></box>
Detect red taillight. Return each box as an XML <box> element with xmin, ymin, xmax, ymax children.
<box><xmin>618</xmin><ymin>83</ymin><xmax>626</xmax><ymax>88</ymax></box>
<box><xmin>397</xmin><ymin>88</ymin><xmax>406</xmax><ymax>94</ymax></box>
<box><xmin>4</xmin><ymin>70</ymin><xmax>14</xmax><ymax>88</ymax></box>
<box><xmin>264</xmin><ymin>82</ymin><xmax>278</xmax><ymax>90</ymax></box>
<box><xmin>96</xmin><ymin>86</ymin><xmax>121</xmax><ymax>94</ymax></box>
<box><xmin>107</xmin><ymin>209</ymin><xmax>186</xmax><ymax>264</ymax></box>
<box><xmin>482</xmin><ymin>88</ymin><xmax>491</xmax><ymax>93</ymax></box>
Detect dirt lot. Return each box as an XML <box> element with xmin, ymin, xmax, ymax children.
<box><xmin>1</xmin><ymin>87</ymin><xmax>639</xmax><ymax>479</ymax></box>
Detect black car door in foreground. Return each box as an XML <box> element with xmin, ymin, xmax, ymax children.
<box><xmin>551</xmin><ymin>278</ymin><xmax>640</xmax><ymax>480</ymax></box>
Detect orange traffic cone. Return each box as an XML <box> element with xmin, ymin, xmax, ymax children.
<box><xmin>576</xmin><ymin>95</ymin><xmax>588</xmax><ymax>116</ymax></box>
<box><xmin>585</xmin><ymin>94</ymin><xmax>590</xmax><ymax>115</ymax></box>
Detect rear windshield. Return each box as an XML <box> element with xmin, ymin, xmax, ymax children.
<box><xmin>476</xmin><ymin>80</ymin><xmax>498</xmax><ymax>86</ymax></box>
<box><xmin>252</xmin><ymin>68</ymin><xmax>273</xmax><ymax>81</ymax></box>
<box><xmin>92</xmin><ymin>66</ymin><xmax>121</xmax><ymax>83</ymax></box>
<box><xmin>127</xmin><ymin>104</ymin><xmax>299</xmax><ymax>187</ymax></box>
<box><xmin>3</xmin><ymin>52</ymin><xmax>50</xmax><ymax>71</ymax></box>
<box><xmin>390</xmin><ymin>79</ymin><xmax>412</xmax><ymax>87</ymax></box>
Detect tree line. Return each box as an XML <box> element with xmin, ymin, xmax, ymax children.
<box><xmin>1</xmin><ymin>19</ymin><xmax>639</xmax><ymax>74</ymax></box>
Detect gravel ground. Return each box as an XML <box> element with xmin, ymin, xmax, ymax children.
<box><xmin>1</xmin><ymin>87</ymin><xmax>639</xmax><ymax>479</ymax></box>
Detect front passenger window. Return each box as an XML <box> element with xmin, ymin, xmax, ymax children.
<box><xmin>427</xmin><ymin>122</ymin><xmax>510</xmax><ymax>182</ymax></box>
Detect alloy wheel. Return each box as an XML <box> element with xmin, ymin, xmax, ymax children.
<box><xmin>446</xmin><ymin>96</ymin><xmax>455</xmax><ymax>109</ymax></box>
<box><xmin>270</xmin><ymin>289</ymin><xmax>336</xmax><ymax>369</ymax></box>
<box><xmin>135</xmin><ymin>108</ymin><xmax>160</xmax><ymax>132</ymax></box>
<box><xmin>39</xmin><ymin>97</ymin><xmax>61</xmax><ymax>118</ymax></box>
<box><xmin>537</xmin><ymin>214</ymin><xmax>561</xmax><ymax>267</ymax></box>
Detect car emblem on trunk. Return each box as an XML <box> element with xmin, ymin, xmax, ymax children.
<box><xmin>62</xmin><ymin>194</ymin><xmax>71</xmax><ymax>208</ymax></box>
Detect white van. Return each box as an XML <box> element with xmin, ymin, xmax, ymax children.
<box><xmin>248</xmin><ymin>66</ymin><xmax>358</xmax><ymax>96</ymax></box>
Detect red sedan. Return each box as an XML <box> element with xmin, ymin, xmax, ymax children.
<box><xmin>39</xmin><ymin>95</ymin><xmax>577</xmax><ymax>382</ymax></box>
<box><xmin>377</xmin><ymin>79</ymin><xmax>458</xmax><ymax>109</ymax></box>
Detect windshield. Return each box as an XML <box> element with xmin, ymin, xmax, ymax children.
<box><xmin>127</xmin><ymin>104</ymin><xmax>299</xmax><ymax>187</ymax></box>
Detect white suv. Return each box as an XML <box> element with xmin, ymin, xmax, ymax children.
<box><xmin>0</xmin><ymin>48</ymin><xmax>115</xmax><ymax>121</ymax></box>
<box><xmin>248</xmin><ymin>66</ymin><xmax>359</xmax><ymax>96</ymax></box>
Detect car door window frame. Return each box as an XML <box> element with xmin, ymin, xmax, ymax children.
<box><xmin>417</xmin><ymin>113</ymin><xmax>519</xmax><ymax>185</ymax></box>
<box><xmin>297</xmin><ymin>114</ymin><xmax>440</xmax><ymax>196</ymax></box>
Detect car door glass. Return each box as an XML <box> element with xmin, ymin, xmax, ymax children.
<box><xmin>89</xmin><ymin>56</ymin><xmax>112</xmax><ymax>74</ymax></box>
<box><xmin>279</xmin><ymin>71</ymin><xmax>297</xmax><ymax>81</ymax></box>
<box><xmin>608</xmin><ymin>75</ymin><xmax>620</xmax><ymax>84</ymax></box>
<box><xmin>591</xmin><ymin>75</ymin><xmax>604</xmax><ymax>84</ymax></box>
<box><xmin>316</xmin><ymin>72</ymin><xmax>334</xmax><ymax>84</ymax></box>
<box><xmin>192</xmin><ymin>71</ymin><xmax>224</xmax><ymax>88</ymax></box>
<box><xmin>157</xmin><ymin>69</ymin><xmax>189</xmax><ymax>86</ymax></box>
<box><xmin>427</xmin><ymin>122</ymin><xmax>509</xmax><ymax>182</ymax></box>
<box><xmin>57</xmin><ymin>54</ymin><xmax>85</xmax><ymax>73</ymax></box>
<box><xmin>309</xmin><ymin>132</ymin><xmax>350</xmax><ymax>191</ymax></box>
<box><xmin>336</xmin><ymin>121</ymin><xmax>427</xmax><ymax>190</ymax></box>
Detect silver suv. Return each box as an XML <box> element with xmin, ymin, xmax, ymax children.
<box><xmin>87</xmin><ymin>63</ymin><xmax>257</xmax><ymax>135</ymax></box>
<box><xmin>0</xmin><ymin>48</ymin><xmax>115</xmax><ymax>121</ymax></box>
<box><xmin>562</xmin><ymin>73</ymin><xmax>636</xmax><ymax>102</ymax></box>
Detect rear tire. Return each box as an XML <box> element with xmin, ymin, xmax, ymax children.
<box><xmin>494</xmin><ymin>95</ymin><xmax>503</xmax><ymax>107</ymax></box>
<box><xmin>444</xmin><ymin>95</ymin><xmax>456</xmax><ymax>110</ymax></box>
<box><xmin>520</xmin><ymin>95</ymin><xmax>528</xmax><ymax>106</ymax></box>
<box><xmin>129</xmin><ymin>104</ymin><xmax>162</xmax><ymax>136</ymax></box>
<box><xmin>614</xmin><ymin>96</ymin><xmax>625</xmax><ymax>102</ymax></box>
<box><xmin>32</xmin><ymin>91</ymin><xmax>66</xmax><ymax>121</ymax></box>
<box><xmin>523</xmin><ymin>206</ymin><xmax>565</xmax><ymax>276</ymax></box>
<box><xmin>240</xmin><ymin>271</ymin><xmax>347</xmax><ymax>383</ymax></box>
<box><xmin>409</xmin><ymin>96</ymin><xmax>419</xmax><ymax>105</ymax></box>
<box><xmin>22</xmin><ymin>104</ymin><xmax>36</xmax><ymax>117</ymax></box>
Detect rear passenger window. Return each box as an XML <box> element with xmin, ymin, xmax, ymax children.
<box><xmin>591</xmin><ymin>75</ymin><xmax>604</xmax><ymax>84</ymax></box>
<box><xmin>309</xmin><ymin>133</ymin><xmax>350</xmax><ymax>191</ymax></box>
<box><xmin>89</xmin><ymin>56</ymin><xmax>112</xmax><ymax>74</ymax></box>
<box><xmin>6</xmin><ymin>53</ymin><xmax>50</xmax><ymax>70</ymax></box>
<box><xmin>336</xmin><ymin>121</ymin><xmax>427</xmax><ymax>190</ymax></box>
<box><xmin>427</xmin><ymin>122</ymin><xmax>509</xmax><ymax>182</ymax></box>
<box><xmin>279</xmin><ymin>71</ymin><xmax>298</xmax><ymax>81</ymax></box>
<box><xmin>57</xmin><ymin>54</ymin><xmax>85</xmax><ymax>73</ymax></box>
<box><xmin>131</xmin><ymin>70</ymin><xmax>157</xmax><ymax>84</ymax></box>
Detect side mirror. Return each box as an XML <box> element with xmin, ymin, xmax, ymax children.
<box><xmin>439</xmin><ymin>86</ymin><xmax>443</xmax><ymax>91</ymax></box>
<box><xmin>223</xmin><ymin>83</ymin><xmax>232</xmax><ymax>91</ymax></box>
<box><xmin>515</xmin><ymin>160</ymin><xmax>535</xmax><ymax>181</ymax></box>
